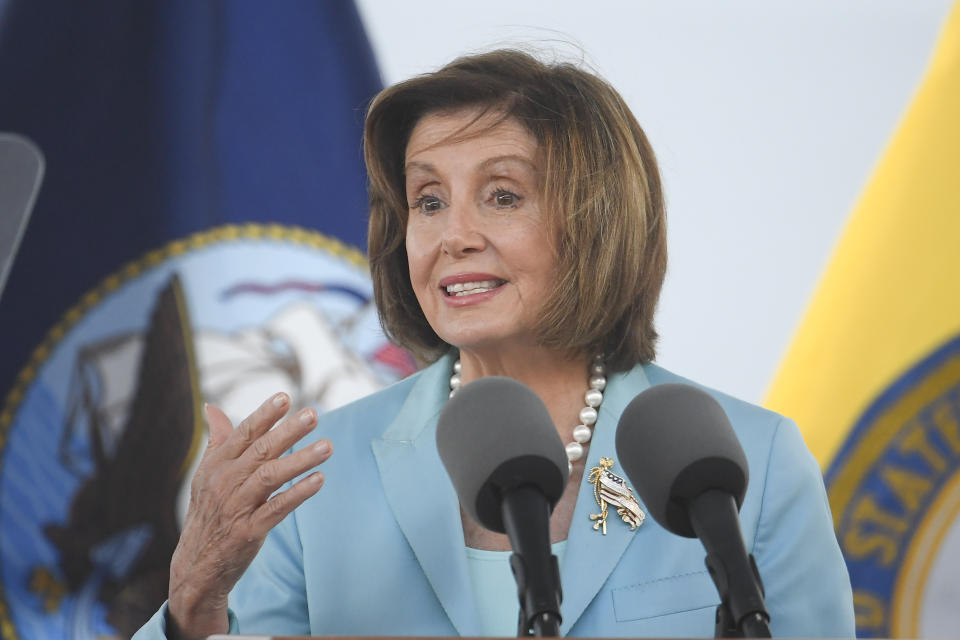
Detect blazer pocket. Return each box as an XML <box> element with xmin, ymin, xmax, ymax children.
<box><xmin>612</xmin><ymin>570</ymin><xmax>718</xmax><ymax>622</ymax></box>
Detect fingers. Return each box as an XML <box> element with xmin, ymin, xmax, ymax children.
<box><xmin>205</xmin><ymin>403</ymin><xmax>234</xmax><ymax>449</ymax></box>
<box><xmin>217</xmin><ymin>392</ymin><xmax>291</xmax><ymax>460</ymax></box>
<box><xmin>240</xmin><ymin>435</ymin><xmax>333</xmax><ymax>503</ymax></box>
<box><xmin>237</xmin><ymin>406</ymin><xmax>318</xmax><ymax>469</ymax></box>
<box><xmin>250</xmin><ymin>471</ymin><xmax>326</xmax><ymax>537</ymax></box>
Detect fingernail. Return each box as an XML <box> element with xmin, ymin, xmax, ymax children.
<box><xmin>314</xmin><ymin>440</ymin><xmax>330</xmax><ymax>455</ymax></box>
<box><xmin>272</xmin><ymin>393</ymin><xmax>287</xmax><ymax>407</ymax></box>
<box><xmin>300</xmin><ymin>409</ymin><xmax>316</xmax><ymax>425</ymax></box>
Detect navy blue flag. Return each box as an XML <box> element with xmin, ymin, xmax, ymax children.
<box><xmin>0</xmin><ymin>2</ymin><xmax>412</xmax><ymax>638</ymax></box>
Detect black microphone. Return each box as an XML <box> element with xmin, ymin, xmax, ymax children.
<box><xmin>614</xmin><ymin>383</ymin><xmax>771</xmax><ymax>638</ymax></box>
<box><xmin>437</xmin><ymin>376</ymin><xmax>568</xmax><ymax>637</ymax></box>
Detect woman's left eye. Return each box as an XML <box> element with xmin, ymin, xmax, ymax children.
<box><xmin>491</xmin><ymin>188</ymin><xmax>521</xmax><ymax>209</ymax></box>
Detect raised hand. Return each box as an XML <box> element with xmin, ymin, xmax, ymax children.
<box><xmin>167</xmin><ymin>393</ymin><xmax>331</xmax><ymax>640</ymax></box>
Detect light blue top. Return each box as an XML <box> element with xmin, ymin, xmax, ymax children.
<box><xmin>466</xmin><ymin>541</ymin><xmax>568</xmax><ymax>637</ymax></box>
<box><xmin>134</xmin><ymin>355</ymin><xmax>856</xmax><ymax>638</ymax></box>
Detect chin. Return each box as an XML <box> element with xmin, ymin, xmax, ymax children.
<box><xmin>442</xmin><ymin>330</ymin><xmax>536</xmax><ymax>355</ymax></box>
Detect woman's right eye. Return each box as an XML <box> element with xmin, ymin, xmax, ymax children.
<box><xmin>410</xmin><ymin>195</ymin><xmax>445</xmax><ymax>213</ymax></box>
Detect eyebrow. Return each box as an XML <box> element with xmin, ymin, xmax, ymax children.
<box><xmin>404</xmin><ymin>154</ymin><xmax>539</xmax><ymax>175</ymax></box>
<box><xmin>478</xmin><ymin>154</ymin><xmax>539</xmax><ymax>172</ymax></box>
<box><xmin>404</xmin><ymin>161</ymin><xmax>436</xmax><ymax>175</ymax></box>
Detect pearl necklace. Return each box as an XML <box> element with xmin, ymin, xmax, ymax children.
<box><xmin>449</xmin><ymin>355</ymin><xmax>608</xmax><ymax>473</ymax></box>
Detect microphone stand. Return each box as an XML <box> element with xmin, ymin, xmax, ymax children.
<box><xmin>689</xmin><ymin>490</ymin><xmax>771</xmax><ymax>638</ymax></box>
<box><xmin>501</xmin><ymin>485</ymin><xmax>563</xmax><ymax>637</ymax></box>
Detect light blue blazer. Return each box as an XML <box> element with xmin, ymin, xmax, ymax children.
<box><xmin>136</xmin><ymin>354</ymin><xmax>855</xmax><ymax>638</ymax></box>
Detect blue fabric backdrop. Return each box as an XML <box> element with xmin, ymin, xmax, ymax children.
<box><xmin>0</xmin><ymin>2</ymin><xmax>384</xmax><ymax>638</ymax></box>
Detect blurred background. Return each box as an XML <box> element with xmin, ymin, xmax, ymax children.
<box><xmin>0</xmin><ymin>1</ymin><xmax>957</xmax><ymax>638</ymax></box>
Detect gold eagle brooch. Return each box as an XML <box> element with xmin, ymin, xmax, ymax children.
<box><xmin>587</xmin><ymin>457</ymin><xmax>645</xmax><ymax>534</ymax></box>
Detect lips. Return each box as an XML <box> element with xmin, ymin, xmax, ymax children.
<box><xmin>439</xmin><ymin>273</ymin><xmax>507</xmax><ymax>298</ymax></box>
<box><xmin>444</xmin><ymin>279</ymin><xmax>504</xmax><ymax>296</ymax></box>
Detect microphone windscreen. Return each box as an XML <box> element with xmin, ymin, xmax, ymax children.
<box><xmin>437</xmin><ymin>376</ymin><xmax>568</xmax><ymax>533</ymax></box>
<box><xmin>615</xmin><ymin>383</ymin><xmax>748</xmax><ymax>538</ymax></box>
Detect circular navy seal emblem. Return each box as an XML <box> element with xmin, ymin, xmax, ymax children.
<box><xmin>0</xmin><ymin>224</ymin><xmax>413</xmax><ymax>639</ymax></box>
<box><xmin>827</xmin><ymin>333</ymin><xmax>960</xmax><ymax>638</ymax></box>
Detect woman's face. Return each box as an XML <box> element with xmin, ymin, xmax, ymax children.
<box><xmin>404</xmin><ymin>109</ymin><xmax>557</xmax><ymax>355</ymax></box>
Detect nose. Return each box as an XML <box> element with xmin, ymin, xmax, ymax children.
<box><xmin>441</xmin><ymin>202</ymin><xmax>486</xmax><ymax>257</ymax></box>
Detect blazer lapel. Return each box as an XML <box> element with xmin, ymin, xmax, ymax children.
<box><xmin>560</xmin><ymin>364</ymin><xmax>653</xmax><ymax>634</ymax></box>
<box><xmin>371</xmin><ymin>353</ymin><xmax>481</xmax><ymax>637</ymax></box>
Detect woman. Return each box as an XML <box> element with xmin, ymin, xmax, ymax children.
<box><xmin>136</xmin><ymin>50</ymin><xmax>855</xmax><ymax>639</ymax></box>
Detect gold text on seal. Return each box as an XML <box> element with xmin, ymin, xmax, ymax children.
<box><xmin>587</xmin><ymin>457</ymin><xmax>645</xmax><ymax>534</ymax></box>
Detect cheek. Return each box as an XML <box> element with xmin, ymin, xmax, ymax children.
<box><xmin>404</xmin><ymin>227</ymin><xmax>431</xmax><ymax>288</ymax></box>
<box><xmin>510</xmin><ymin>223</ymin><xmax>557</xmax><ymax>272</ymax></box>
<box><xmin>519</xmin><ymin>236</ymin><xmax>560</xmax><ymax>301</ymax></box>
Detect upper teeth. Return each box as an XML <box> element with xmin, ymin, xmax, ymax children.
<box><xmin>445</xmin><ymin>280</ymin><xmax>500</xmax><ymax>295</ymax></box>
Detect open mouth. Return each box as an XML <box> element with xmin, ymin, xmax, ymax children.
<box><xmin>442</xmin><ymin>279</ymin><xmax>506</xmax><ymax>297</ymax></box>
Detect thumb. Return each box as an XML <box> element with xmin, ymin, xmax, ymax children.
<box><xmin>204</xmin><ymin>403</ymin><xmax>234</xmax><ymax>449</ymax></box>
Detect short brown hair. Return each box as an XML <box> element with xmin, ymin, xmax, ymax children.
<box><xmin>364</xmin><ymin>49</ymin><xmax>667</xmax><ymax>371</ymax></box>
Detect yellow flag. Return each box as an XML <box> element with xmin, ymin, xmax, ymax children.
<box><xmin>765</xmin><ymin>3</ymin><xmax>960</xmax><ymax>637</ymax></box>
